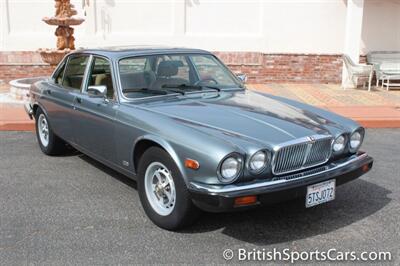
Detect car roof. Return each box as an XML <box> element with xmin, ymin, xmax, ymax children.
<box><xmin>71</xmin><ymin>45</ymin><xmax>212</xmax><ymax>58</ymax></box>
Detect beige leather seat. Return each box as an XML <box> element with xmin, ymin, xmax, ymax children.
<box><xmin>94</xmin><ymin>73</ymin><xmax>114</xmax><ymax>99</ymax></box>
<box><xmin>151</xmin><ymin>61</ymin><xmax>188</xmax><ymax>89</ymax></box>
<box><xmin>120</xmin><ymin>72</ymin><xmax>156</xmax><ymax>90</ymax></box>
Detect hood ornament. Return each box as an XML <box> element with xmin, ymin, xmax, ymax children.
<box><xmin>307</xmin><ymin>136</ymin><xmax>316</xmax><ymax>143</ymax></box>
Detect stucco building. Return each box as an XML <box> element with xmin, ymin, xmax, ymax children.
<box><xmin>0</xmin><ymin>0</ymin><xmax>399</xmax><ymax>84</ymax></box>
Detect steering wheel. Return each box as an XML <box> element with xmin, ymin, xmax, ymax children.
<box><xmin>194</xmin><ymin>78</ymin><xmax>218</xmax><ymax>86</ymax></box>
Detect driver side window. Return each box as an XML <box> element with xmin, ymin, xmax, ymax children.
<box><xmin>87</xmin><ymin>57</ymin><xmax>115</xmax><ymax>100</ymax></box>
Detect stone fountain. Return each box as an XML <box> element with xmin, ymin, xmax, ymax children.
<box><xmin>3</xmin><ymin>0</ymin><xmax>85</xmax><ymax>103</ymax></box>
<box><xmin>39</xmin><ymin>0</ymin><xmax>85</xmax><ymax>65</ymax></box>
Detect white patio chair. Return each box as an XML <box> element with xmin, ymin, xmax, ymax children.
<box><xmin>342</xmin><ymin>54</ymin><xmax>374</xmax><ymax>91</ymax></box>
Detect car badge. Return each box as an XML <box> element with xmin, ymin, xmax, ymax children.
<box><xmin>307</xmin><ymin>136</ymin><xmax>316</xmax><ymax>143</ymax></box>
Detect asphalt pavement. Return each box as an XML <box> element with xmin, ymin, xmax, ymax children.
<box><xmin>0</xmin><ymin>130</ymin><xmax>399</xmax><ymax>265</ymax></box>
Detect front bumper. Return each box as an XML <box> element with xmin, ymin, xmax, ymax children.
<box><xmin>188</xmin><ymin>152</ymin><xmax>373</xmax><ymax>212</ymax></box>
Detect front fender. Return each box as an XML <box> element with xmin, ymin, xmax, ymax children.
<box><xmin>131</xmin><ymin>134</ymin><xmax>186</xmax><ymax>183</ymax></box>
<box><xmin>32</xmin><ymin>101</ymin><xmax>49</xmax><ymax>119</ymax></box>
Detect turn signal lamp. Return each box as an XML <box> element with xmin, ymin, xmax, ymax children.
<box><xmin>185</xmin><ymin>159</ymin><xmax>200</xmax><ymax>170</ymax></box>
<box><xmin>234</xmin><ymin>195</ymin><xmax>257</xmax><ymax>207</ymax></box>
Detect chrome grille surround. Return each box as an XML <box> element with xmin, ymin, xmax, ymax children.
<box><xmin>272</xmin><ymin>135</ymin><xmax>333</xmax><ymax>175</ymax></box>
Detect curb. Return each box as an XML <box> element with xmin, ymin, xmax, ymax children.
<box><xmin>0</xmin><ymin>121</ymin><xmax>35</xmax><ymax>131</ymax></box>
<box><xmin>357</xmin><ymin>119</ymin><xmax>400</xmax><ymax>128</ymax></box>
<box><xmin>325</xmin><ymin>106</ymin><xmax>400</xmax><ymax>129</ymax></box>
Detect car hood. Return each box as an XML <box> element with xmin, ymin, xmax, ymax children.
<box><xmin>137</xmin><ymin>90</ymin><xmax>344</xmax><ymax>148</ymax></box>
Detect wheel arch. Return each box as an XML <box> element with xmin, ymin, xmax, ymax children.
<box><xmin>132</xmin><ymin>135</ymin><xmax>186</xmax><ymax>180</ymax></box>
<box><xmin>32</xmin><ymin>102</ymin><xmax>48</xmax><ymax>118</ymax></box>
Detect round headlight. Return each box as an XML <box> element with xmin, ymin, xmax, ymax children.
<box><xmin>350</xmin><ymin>131</ymin><xmax>363</xmax><ymax>152</ymax></box>
<box><xmin>249</xmin><ymin>151</ymin><xmax>267</xmax><ymax>172</ymax></box>
<box><xmin>220</xmin><ymin>156</ymin><xmax>242</xmax><ymax>182</ymax></box>
<box><xmin>333</xmin><ymin>135</ymin><xmax>345</xmax><ymax>152</ymax></box>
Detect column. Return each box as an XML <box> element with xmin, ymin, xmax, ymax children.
<box><xmin>0</xmin><ymin>0</ymin><xmax>8</xmax><ymax>50</ymax></box>
<box><xmin>342</xmin><ymin>0</ymin><xmax>364</xmax><ymax>88</ymax></box>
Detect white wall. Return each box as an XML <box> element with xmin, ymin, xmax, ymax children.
<box><xmin>1</xmin><ymin>0</ymin><xmax>56</xmax><ymax>50</ymax></box>
<box><xmin>0</xmin><ymin>0</ymin><xmax>398</xmax><ymax>54</ymax></box>
<box><xmin>361</xmin><ymin>0</ymin><xmax>400</xmax><ymax>53</ymax></box>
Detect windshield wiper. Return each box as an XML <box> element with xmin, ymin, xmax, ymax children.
<box><xmin>202</xmin><ymin>85</ymin><xmax>221</xmax><ymax>92</ymax></box>
<box><xmin>123</xmin><ymin>88</ymin><xmax>167</xmax><ymax>95</ymax></box>
<box><xmin>122</xmin><ymin>87</ymin><xmax>185</xmax><ymax>95</ymax></box>
<box><xmin>162</xmin><ymin>84</ymin><xmax>221</xmax><ymax>92</ymax></box>
<box><xmin>160</xmin><ymin>87</ymin><xmax>186</xmax><ymax>95</ymax></box>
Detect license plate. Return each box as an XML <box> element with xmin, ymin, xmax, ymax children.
<box><xmin>306</xmin><ymin>179</ymin><xmax>335</xmax><ymax>208</ymax></box>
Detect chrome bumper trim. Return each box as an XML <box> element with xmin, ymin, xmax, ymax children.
<box><xmin>189</xmin><ymin>153</ymin><xmax>369</xmax><ymax>194</ymax></box>
<box><xmin>24</xmin><ymin>103</ymin><xmax>33</xmax><ymax>119</ymax></box>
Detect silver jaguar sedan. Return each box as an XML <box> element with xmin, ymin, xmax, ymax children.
<box><xmin>25</xmin><ymin>46</ymin><xmax>373</xmax><ymax>230</ymax></box>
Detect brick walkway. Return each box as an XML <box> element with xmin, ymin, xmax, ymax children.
<box><xmin>1</xmin><ymin>83</ymin><xmax>400</xmax><ymax>131</ymax></box>
<box><xmin>249</xmin><ymin>83</ymin><xmax>400</xmax><ymax>128</ymax></box>
<box><xmin>0</xmin><ymin>103</ymin><xmax>34</xmax><ymax>131</ymax></box>
<box><xmin>249</xmin><ymin>83</ymin><xmax>400</xmax><ymax>107</ymax></box>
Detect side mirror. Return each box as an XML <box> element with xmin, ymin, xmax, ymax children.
<box><xmin>236</xmin><ymin>73</ymin><xmax>247</xmax><ymax>83</ymax></box>
<box><xmin>87</xmin><ymin>85</ymin><xmax>107</xmax><ymax>97</ymax></box>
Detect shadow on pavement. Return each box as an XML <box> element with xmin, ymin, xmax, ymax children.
<box><xmin>76</xmin><ymin>152</ymin><xmax>390</xmax><ymax>246</ymax></box>
<box><xmin>183</xmin><ymin>179</ymin><xmax>391</xmax><ymax>245</ymax></box>
<box><xmin>78</xmin><ymin>154</ymin><xmax>137</xmax><ymax>190</ymax></box>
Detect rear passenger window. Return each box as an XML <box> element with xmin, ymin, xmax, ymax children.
<box><xmin>62</xmin><ymin>56</ymin><xmax>89</xmax><ymax>90</ymax></box>
<box><xmin>87</xmin><ymin>57</ymin><xmax>115</xmax><ymax>100</ymax></box>
<box><xmin>53</xmin><ymin>61</ymin><xmax>66</xmax><ymax>85</ymax></box>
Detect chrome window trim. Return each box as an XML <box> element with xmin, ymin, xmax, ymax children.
<box><xmin>60</xmin><ymin>53</ymin><xmax>91</xmax><ymax>92</ymax></box>
<box><xmin>271</xmin><ymin>134</ymin><xmax>334</xmax><ymax>175</ymax></box>
<box><xmin>83</xmin><ymin>54</ymin><xmax>119</xmax><ymax>103</ymax></box>
<box><xmin>50</xmin><ymin>54</ymin><xmax>69</xmax><ymax>81</ymax></box>
<box><xmin>51</xmin><ymin>59</ymin><xmax>66</xmax><ymax>83</ymax></box>
<box><xmin>81</xmin><ymin>55</ymin><xmax>94</xmax><ymax>93</ymax></box>
<box><xmin>115</xmin><ymin>53</ymin><xmax>244</xmax><ymax>102</ymax></box>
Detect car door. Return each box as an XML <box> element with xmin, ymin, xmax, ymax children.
<box><xmin>72</xmin><ymin>55</ymin><xmax>119</xmax><ymax>163</ymax></box>
<box><xmin>40</xmin><ymin>56</ymin><xmax>89</xmax><ymax>142</ymax></box>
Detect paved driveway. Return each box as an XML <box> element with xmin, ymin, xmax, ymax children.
<box><xmin>0</xmin><ymin>130</ymin><xmax>399</xmax><ymax>265</ymax></box>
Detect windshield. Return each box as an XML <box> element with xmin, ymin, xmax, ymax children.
<box><xmin>118</xmin><ymin>54</ymin><xmax>243</xmax><ymax>99</ymax></box>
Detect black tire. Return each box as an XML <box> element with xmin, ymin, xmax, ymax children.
<box><xmin>137</xmin><ymin>146</ymin><xmax>200</xmax><ymax>230</ymax></box>
<box><xmin>35</xmin><ymin>108</ymin><xmax>67</xmax><ymax>155</ymax></box>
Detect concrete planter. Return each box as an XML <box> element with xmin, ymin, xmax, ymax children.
<box><xmin>9</xmin><ymin>77</ymin><xmax>48</xmax><ymax>101</ymax></box>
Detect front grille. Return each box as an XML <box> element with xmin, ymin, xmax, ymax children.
<box><xmin>272</xmin><ymin>136</ymin><xmax>332</xmax><ymax>175</ymax></box>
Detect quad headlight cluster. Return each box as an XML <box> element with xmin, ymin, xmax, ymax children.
<box><xmin>218</xmin><ymin>128</ymin><xmax>365</xmax><ymax>184</ymax></box>
<box><xmin>332</xmin><ymin>135</ymin><xmax>346</xmax><ymax>152</ymax></box>
<box><xmin>218</xmin><ymin>150</ymin><xmax>269</xmax><ymax>183</ymax></box>
<box><xmin>332</xmin><ymin>128</ymin><xmax>364</xmax><ymax>154</ymax></box>
<box><xmin>249</xmin><ymin>151</ymin><xmax>268</xmax><ymax>173</ymax></box>
<box><xmin>349</xmin><ymin>129</ymin><xmax>364</xmax><ymax>152</ymax></box>
<box><xmin>219</xmin><ymin>156</ymin><xmax>243</xmax><ymax>182</ymax></box>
